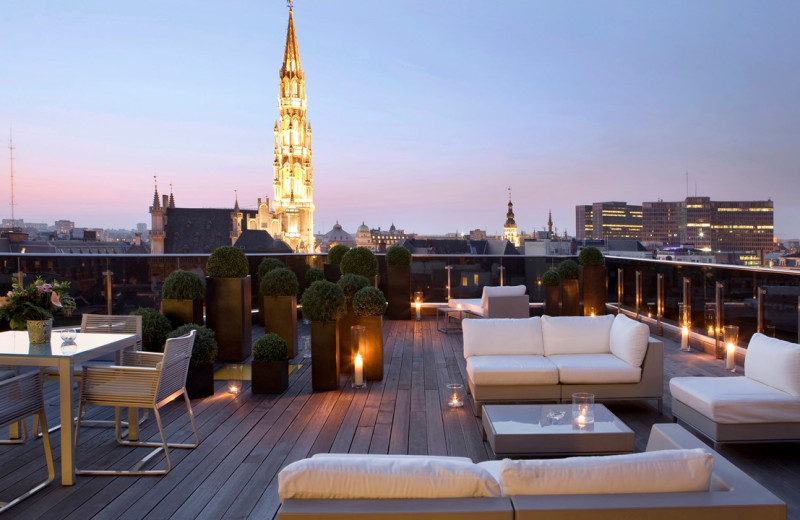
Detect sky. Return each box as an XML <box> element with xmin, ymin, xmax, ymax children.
<box><xmin>2</xmin><ymin>0</ymin><xmax>799</xmax><ymax>239</ymax></box>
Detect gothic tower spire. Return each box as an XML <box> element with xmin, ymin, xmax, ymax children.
<box><xmin>503</xmin><ymin>187</ymin><xmax>520</xmax><ymax>247</ymax></box>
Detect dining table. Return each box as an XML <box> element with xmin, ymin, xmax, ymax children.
<box><xmin>0</xmin><ymin>330</ymin><xmax>139</xmax><ymax>485</ymax></box>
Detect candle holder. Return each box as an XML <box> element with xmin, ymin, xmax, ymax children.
<box><xmin>414</xmin><ymin>291</ymin><xmax>423</xmax><ymax>321</ymax></box>
<box><xmin>572</xmin><ymin>392</ymin><xmax>594</xmax><ymax>428</ymax></box>
<box><xmin>300</xmin><ymin>335</ymin><xmax>311</xmax><ymax>359</ymax></box>
<box><xmin>351</xmin><ymin>325</ymin><xmax>366</xmax><ymax>388</ymax></box>
<box><xmin>678</xmin><ymin>303</ymin><xmax>691</xmax><ymax>351</ymax></box>
<box><xmin>228</xmin><ymin>364</ymin><xmax>243</xmax><ymax>394</ymax></box>
<box><xmin>723</xmin><ymin>325</ymin><xmax>739</xmax><ymax>372</ymax></box>
<box><xmin>446</xmin><ymin>383</ymin><xmax>464</xmax><ymax>408</ymax></box>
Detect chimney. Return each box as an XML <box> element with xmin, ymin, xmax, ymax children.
<box><xmin>162</xmin><ymin>194</ymin><xmax>169</xmax><ymax>207</ymax></box>
<box><xmin>134</xmin><ymin>233</ymin><xmax>142</xmax><ymax>246</ymax></box>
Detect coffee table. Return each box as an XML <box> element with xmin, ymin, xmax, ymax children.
<box><xmin>482</xmin><ymin>403</ymin><xmax>635</xmax><ymax>457</ymax></box>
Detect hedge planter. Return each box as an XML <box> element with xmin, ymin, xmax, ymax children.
<box><xmin>544</xmin><ymin>285</ymin><xmax>560</xmax><ymax>316</ymax></box>
<box><xmin>206</xmin><ymin>276</ymin><xmax>252</xmax><ymax>362</ymax></box>
<box><xmin>560</xmin><ymin>279</ymin><xmax>580</xmax><ymax>317</ymax></box>
<box><xmin>162</xmin><ymin>299</ymin><xmax>204</xmax><ymax>327</ymax></box>
<box><xmin>323</xmin><ymin>263</ymin><xmax>341</xmax><ymax>283</ymax></box>
<box><xmin>582</xmin><ymin>265</ymin><xmax>607</xmax><ymax>316</ymax></box>
<box><xmin>357</xmin><ymin>315</ymin><xmax>384</xmax><ymax>381</ymax></box>
<box><xmin>337</xmin><ymin>303</ymin><xmax>357</xmax><ymax>374</ymax></box>
<box><xmin>263</xmin><ymin>295</ymin><xmax>297</xmax><ymax>358</ymax></box>
<box><xmin>311</xmin><ymin>321</ymin><xmax>339</xmax><ymax>391</ymax></box>
<box><xmin>185</xmin><ymin>363</ymin><xmax>215</xmax><ymax>398</ymax></box>
<box><xmin>252</xmin><ymin>359</ymin><xmax>289</xmax><ymax>394</ymax></box>
<box><xmin>386</xmin><ymin>265</ymin><xmax>411</xmax><ymax>320</ymax></box>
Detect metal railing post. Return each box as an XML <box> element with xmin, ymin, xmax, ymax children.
<box><xmin>445</xmin><ymin>265</ymin><xmax>452</xmax><ymax>301</ymax></box>
<box><xmin>757</xmin><ymin>287</ymin><xmax>766</xmax><ymax>334</ymax></box>
<box><xmin>104</xmin><ymin>270</ymin><xmax>113</xmax><ymax>315</ymax></box>
<box><xmin>656</xmin><ymin>273</ymin><xmax>664</xmax><ymax>336</ymax></box>
<box><xmin>617</xmin><ymin>268</ymin><xmax>624</xmax><ymax>315</ymax></box>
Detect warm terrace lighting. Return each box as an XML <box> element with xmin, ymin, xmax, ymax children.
<box><xmin>724</xmin><ymin>325</ymin><xmax>739</xmax><ymax>372</ymax></box>
<box><xmin>415</xmin><ymin>301</ymin><xmax>421</xmax><ymax>321</ymax></box>
<box><xmin>228</xmin><ymin>364</ymin><xmax>243</xmax><ymax>394</ymax></box>
<box><xmin>681</xmin><ymin>325</ymin><xmax>690</xmax><ymax>351</ymax></box>
<box><xmin>446</xmin><ymin>383</ymin><xmax>464</xmax><ymax>408</ymax></box>
<box><xmin>354</xmin><ymin>352</ymin><xmax>364</xmax><ymax>387</ymax></box>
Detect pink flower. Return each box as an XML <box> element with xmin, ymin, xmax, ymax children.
<box><xmin>50</xmin><ymin>291</ymin><xmax>62</xmax><ymax>308</ymax></box>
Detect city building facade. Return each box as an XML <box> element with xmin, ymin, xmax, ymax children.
<box><xmin>576</xmin><ymin>202</ymin><xmax>642</xmax><ymax>241</ymax></box>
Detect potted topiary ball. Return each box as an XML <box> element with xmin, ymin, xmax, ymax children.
<box><xmin>257</xmin><ymin>257</ymin><xmax>286</xmax><ymax>325</ymax></box>
<box><xmin>336</xmin><ymin>274</ymin><xmax>370</xmax><ymax>373</ymax></box>
<box><xmin>304</xmin><ymin>267</ymin><xmax>324</xmax><ymax>286</ymax></box>
<box><xmin>579</xmin><ymin>247</ymin><xmax>606</xmax><ymax>316</ymax></box>
<box><xmin>260</xmin><ymin>267</ymin><xmax>299</xmax><ymax>357</ymax></box>
<box><xmin>169</xmin><ymin>324</ymin><xmax>218</xmax><ymax>398</ymax></box>
<box><xmin>541</xmin><ymin>270</ymin><xmax>561</xmax><ymax>317</ymax></box>
<box><xmin>340</xmin><ymin>247</ymin><xmax>379</xmax><ymax>287</ymax></box>
<box><xmin>252</xmin><ymin>332</ymin><xmax>289</xmax><ymax>394</ymax></box>
<box><xmin>300</xmin><ymin>280</ymin><xmax>346</xmax><ymax>391</ymax></box>
<box><xmin>205</xmin><ymin>246</ymin><xmax>252</xmax><ymax>362</ymax></box>
<box><xmin>352</xmin><ymin>286</ymin><xmax>387</xmax><ymax>381</ymax></box>
<box><xmin>130</xmin><ymin>307</ymin><xmax>173</xmax><ymax>352</ymax></box>
<box><xmin>161</xmin><ymin>269</ymin><xmax>205</xmax><ymax>327</ymax></box>
<box><xmin>557</xmin><ymin>259</ymin><xmax>580</xmax><ymax>316</ymax></box>
<box><xmin>325</xmin><ymin>244</ymin><xmax>350</xmax><ymax>282</ymax></box>
<box><xmin>385</xmin><ymin>245</ymin><xmax>412</xmax><ymax>320</ymax></box>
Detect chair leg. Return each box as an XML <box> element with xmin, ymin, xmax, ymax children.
<box><xmin>0</xmin><ymin>412</ymin><xmax>55</xmax><ymax>513</ymax></box>
<box><xmin>0</xmin><ymin>420</ymin><xmax>27</xmax><ymax>445</ymax></box>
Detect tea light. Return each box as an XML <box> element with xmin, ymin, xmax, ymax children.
<box><xmin>415</xmin><ymin>301</ymin><xmax>421</xmax><ymax>321</ymax></box>
<box><xmin>354</xmin><ymin>352</ymin><xmax>364</xmax><ymax>387</ymax></box>
<box><xmin>228</xmin><ymin>364</ymin><xmax>243</xmax><ymax>394</ymax></box>
<box><xmin>446</xmin><ymin>383</ymin><xmax>464</xmax><ymax>408</ymax></box>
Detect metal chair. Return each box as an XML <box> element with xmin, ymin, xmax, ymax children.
<box><xmin>73</xmin><ymin>330</ymin><xmax>199</xmax><ymax>476</ymax></box>
<box><xmin>0</xmin><ymin>372</ymin><xmax>55</xmax><ymax>512</ymax></box>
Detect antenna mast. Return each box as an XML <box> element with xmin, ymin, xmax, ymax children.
<box><xmin>9</xmin><ymin>130</ymin><xmax>16</xmax><ymax>225</ymax></box>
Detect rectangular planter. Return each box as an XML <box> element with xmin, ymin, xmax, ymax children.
<box><xmin>206</xmin><ymin>276</ymin><xmax>252</xmax><ymax>362</ymax></box>
<box><xmin>582</xmin><ymin>265</ymin><xmax>607</xmax><ymax>316</ymax></box>
<box><xmin>263</xmin><ymin>295</ymin><xmax>297</xmax><ymax>358</ymax></box>
<box><xmin>560</xmin><ymin>279</ymin><xmax>580</xmax><ymax>316</ymax></box>
<box><xmin>161</xmin><ymin>299</ymin><xmax>204</xmax><ymax>327</ymax></box>
<box><xmin>357</xmin><ymin>315</ymin><xmax>384</xmax><ymax>381</ymax></box>
<box><xmin>251</xmin><ymin>359</ymin><xmax>289</xmax><ymax>394</ymax></box>
<box><xmin>186</xmin><ymin>363</ymin><xmax>215</xmax><ymax>399</ymax></box>
<box><xmin>386</xmin><ymin>265</ymin><xmax>411</xmax><ymax>320</ymax></box>
<box><xmin>311</xmin><ymin>320</ymin><xmax>339</xmax><ymax>391</ymax></box>
<box><xmin>337</xmin><ymin>303</ymin><xmax>356</xmax><ymax>374</ymax></box>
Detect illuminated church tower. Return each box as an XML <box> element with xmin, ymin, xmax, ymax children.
<box><xmin>503</xmin><ymin>188</ymin><xmax>520</xmax><ymax>247</ymax></box>
<box><xmin>273</xmin><ymin>2</ymin><xmax>315</xmax><ymax>252</ymax></box>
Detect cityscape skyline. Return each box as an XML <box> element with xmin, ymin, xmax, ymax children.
<box><xmin>3</xmin><ymin>1</ymin><xmax>799</xmax><ymax>239</ymax></box>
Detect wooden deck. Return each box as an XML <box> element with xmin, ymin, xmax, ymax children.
<box><xmin>1</xmin><ymin>316</ymin><xmax>799</xmax><ymax>519</ymax></box>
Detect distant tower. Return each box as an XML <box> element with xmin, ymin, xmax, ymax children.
<box><xmin>149</xmin><ymin>176</ymin><xmax>166</xmax><ymax>254</ymax></box>
<box><xmin>503</xmin><ymin>187</ymin><xmax>520</xmax><ymax>247</ymax></box>
<box><xmin>273</xmin><ymin>2</ymin><xmax>315</xmax><ymax>252</ymax></box>
<box><xmin>230</xmin><ymin>191</ymin><xmax>243</xmax><ymax>245</ymax></box>
<box><xmin>547</xmin><ymin>209</ymin><xmax>553</xmax><ymax>239</ymax></box>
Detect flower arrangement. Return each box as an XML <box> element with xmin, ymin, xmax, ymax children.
<box><xmin>0</xmin><ymin>276</ymin><xmax>76</xmax><ymax>330</ymax></box>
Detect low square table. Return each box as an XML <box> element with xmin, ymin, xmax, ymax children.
<box><xmin>482</xmin><ymin>403</ymin><xmax>635</xmax><ymax>457</ymax></box>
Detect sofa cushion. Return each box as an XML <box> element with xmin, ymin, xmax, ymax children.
<box><xmin>609</xmin><ymin>314</ymin><xmax>650</xmax><ymax>367</ymax></box>
<box><xmin>312</xmin><ymin>453</ymin><xmax>473</xmax><ymax>463</ymax></box>
<box><xmin>744</xmin><ymin>333</ymin><xmax>800</xmax><ymax>396</ymax></box>
<box><xmin>670</xmin><ymin>376</ymin><xmax>800</xmax><ymax>424</ymax></box>
<box><xmin>467</xmin><ymin>355</ymin><xmax>559</xmax><ymax>386</ymax></box>
<box><xmin>449</xmin><ymin>298</ymin><xmax>483</xmax><ymax>315</ymax></box>
<box><xmin>499</xmin><ymin>449</ymin><xmax>713</xmax><ymax>496</ymax></box>
<box><xmin>541</xmin><ymin>315</ymin><xmax>615</xmax><ymax>355</ymax></box>
<box><xmin>480</xmin><ymin>285</ymin><xmax>527</xmax><ymax>309</ymax></box>
<box><xmin>463</xmin><ymin>317</ymin><xmax>544</xmax><ymax>357</ymax></box>
<box><xmin>548</xmin><ymin>354</ymin><xmax>642</xmax><ymax>384</ymax></box>
<box><xmin>278</xmin><ymin>455</ymin><xmax>502</xmax><ymax>500</ymax></box>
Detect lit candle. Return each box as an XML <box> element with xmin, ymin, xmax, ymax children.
<box><xmin>708</xmin><ymin>325</ymin><xmax>714</xmax><ymax>336</ymax></box>
<box><xmin>354</xmin><ymin>352</ymin><xmax>364</xmax><ymax>387</ymax></box>
<box><xmin>576</xmin><ymin>414</ymin><xmax>587</xmax><ymax>428</ymax></box>
<box><xmin>457</xmin><ymin>303</ymin><xmax>462</xmax><ymax>311</ymax></box>
<box><xmin>681</xmin><ymin>326</ymin><xmax>689</xmax><ymax>350</ymax></box>
<box><xmin>726</xmin><ymin>343</ymin><xmax>736</xmax><ymax>371</ymax></box>
<box><xmin>415</xmin><ymin>301</ymin><xmax>421</xmax><ymax>321</ymax></box>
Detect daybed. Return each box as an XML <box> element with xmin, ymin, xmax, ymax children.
<box><xmin>448</xmin><ymin>285</ymin><xmax>529</xmax><ymax>319</ymax></box>
<box><xmin>670</xmin><ymin>332</ymin><xmax>800</xmax><ymax>449</ymax></box>
<box><xmin>463</xmin><ymin>314</ymin><xmax>663</xmax><ymax>416</ymax></box>
<box><xmin>276</xmin><ymin>424</ymin><xmax>785</xmax><ymax>519</ymax></box>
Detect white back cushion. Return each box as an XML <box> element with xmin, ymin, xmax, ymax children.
<box><xmin>541</xmin><ymin>315</ymin><xmax>615</xmax><ymax>355</ymax></box>
<box><xmin>499</xmin><ymin>449</ymin><xmax>713</xmax><ymax>496</ymax></box>
<box><xmin>463</xmin><ymin>317</ymin><xmax>544</xmax><ymax>357</ymax></box>
<box><xmin>745</xmin><ymin>333</ymin><xmax>800</xmax><ymax>396</ymax></box>
<box><xmin>481</xmin><ymin>285</ymin><xmax>527</xmax><ymax>309</ymax></box>
<box><xmin>278</xmin><ymin>455</ymin><xmax>501</xmax><ymax>500</ymax></box>
<box><xmin>609</xmin><ymin>314</ymin><xmax>651</xmax><ymax>367</ymax></box>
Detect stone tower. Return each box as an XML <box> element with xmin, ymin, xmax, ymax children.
<box><xmin>273</xmin><ymin>3</ymin><xmax>315</xmax><ymax>252</ymax></box>
<box><xmin>503</xmin><ymin>188</ymin><xmax>520</xmax><ymax>247</ymax></box>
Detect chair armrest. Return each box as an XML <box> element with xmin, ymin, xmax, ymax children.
<box><xmin>123</xmin><ymin>351</ymin><xmax>164</xmax><ymax>368</ymax></box>
<box><xmin>80</xmin><ymin>365</ymin><xmax>161</xmax><ymax>405</ymax></box>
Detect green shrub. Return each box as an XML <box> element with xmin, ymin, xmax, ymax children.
<box><xmin>340</xmin><ymin>247</ymin><xmax>378</xmax><ymax>278</ymax></box>
<box><xmin>352</xmin><ymin>287</ymin><xmax>387</xmax><ymax>317</ymax></box>
<box><xmin>337</xmin><ymin>274</ymin><xmax>370</xmax><ymax>302</ymax></box>
<box><xmin>257</xmin><ymin>257</ymin><xmax>285</xmax><ymax>281</ymax></box>
<box><xmin>260</xmin><ymin>267</ymin><xmax>299</xmax><ymax>297</ymax></box>
<box><xmin>385</xmin><ymin>245</ymin><xmax>412</xmax><ymax>266</ymax></box>
<box><xmin>557</xmin><ymin>259</ymin><xmax>580</xmax><ymax>280</ymax></box>
<box><xmin>130</xmin><ymin>307</ymin><xmax>173</xmax><ymax>352</ymax></box>
<box><xmin>168</xmin><ymin>324</ymin><xmax>218</xmax><ymax>366</ymax></box>
<box><xmin>304</xmin><ymin>267</ymin><xmax>324</xmax><ymax>285</ymax></box>
<box><xmin>252</xmin><ymin>332</ymin><xmax>288</xmax><ymax>361</ymax></box>
<box><xmin>161</xmin><ymin>270</ymin><xmax>205</xmax><ymax>300</ymax></box>
<box><xmin>578</xmin><ymin>247</ymin><xmax>604</xmax><ymax>266</ymax></box>
<box><xmin>327</xmin><ymin>244</ymin><xmax>350</xmax><ymax>265</ymax></box>
<box><xmin>541</xmin><ymin>270</ymin><xmax>561</xmax><ymax>287</ymax></box>
<box><xmin>300</xmin><ymin>280</ymin><xmax>346</xmax><ymax>323</ymax></box>
<box><xmin>206</xmin><ymin>246</ymin><xmax>249</xmax><ymax>278</ymax></box>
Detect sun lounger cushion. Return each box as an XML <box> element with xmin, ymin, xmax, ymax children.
<box><xmin>541</xmin><ymin>315</ymin><xmax>615</xmax><ymax>355</ymax></box>
<box><xmin>744</xmin><ymin>333</ymin><xmax>800</xmax><ymax>396</ymax></box>
<box><xmin>499</xmin><ymin>448</ymin><xmax>713</xmax><ymax>496</ymax></box>
<box><xmin>548</xmin><ymin>354</ymin><xmax>642</xmax><ymax>384</ymax></box>
<box><xmin>278</xmin><ymin>455</ymin><xmax>502</xmax><ymax>500</ymax></box>
<box><xmin>463</xmin><ymin>317</ymin><xmax>544</xmax><ymax>357</ymax></box>
<box><xmin>609</xmin><ymin>313</ymin><xmax>651</xmax><ymax>367</ymax></box>
<box><xmin>467</xmin><ymin>355</ymin><xmax>559</xmax><ymax>386</ymax></box>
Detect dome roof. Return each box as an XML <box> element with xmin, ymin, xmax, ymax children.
<box><xmin>357</xmin><ymin>221</ymin><xmax>370</xmax><ymax>233</ymax></box>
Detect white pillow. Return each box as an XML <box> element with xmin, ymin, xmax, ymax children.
<box><xmin>499</xmin><ymin>449</ymin><xmax>713</xmax><ymax>496</ymax></box>
<box><xmin>463</xmin><ymin>317</ymin><xmax>544</xmax><ymax>357</ymax></box>
<box><xmin>481</xmin><ymin>285</ymin><xmax>527</xmax><ymax>309</ymax></box>
<box><xmin>541</xmin><ymin>315</ymin><xmax>615</xmax><ymax>355</ymax></box>
<box><xmin>278</xmin><ymin>455</ymin><xmax>502</xmax><ymax>500</ymax></box>
<box><xmin>609</xmin><ymin>314</ymin><xmax>651</xmax><ymax>367</ymax></box>
<box><xmin>745</xmin><ymin>333</ymin><xmax>800</xmax><ymax>396</ymax></box>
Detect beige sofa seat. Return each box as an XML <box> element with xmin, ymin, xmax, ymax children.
<box><xmin>467</xmin><ymin>356</ymin><xmax>559</xmax><ymax>386</ymax></box>
<box><xmin>548</xmin><ymin>354</ymin><xmax>642</xmax><ymax>384</ymax></box>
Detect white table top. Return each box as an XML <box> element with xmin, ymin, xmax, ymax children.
<box><xmin>484</xmin><ymin>403</ymin><xmax>633</xmax><ymax>436</ymax></box>
<box><xmin>0</xmin><ymin>330</ymin><xmax>137</xmax><ymax>361</ymax></box>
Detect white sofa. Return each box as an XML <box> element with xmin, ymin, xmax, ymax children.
<box><xmin>670</xmin><ymin>332</ymin><xmax>800</xmax><ymax>449</ymax></box>
<box><xmin>276</xmin><ymin>424</ymin><xmax>785</xmax><ymax>520</ymax></box>
<box><xmin>448</xmin><ymin>285</ymin><xmax>529</xmax><ymax>319</ymax></box>
<box><xmin>463</xmin><ymin>314</ymin><xmax>663</xmax><ymax>416</ymax></box>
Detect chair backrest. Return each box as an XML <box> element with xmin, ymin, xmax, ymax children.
<box><xmin>0</xmin><ymin>372</ymin><xmax>44</xmax><ymax>428</ymax></box>
<box><xmin>156</xmin><ymin>329</ymin><xmax>196</xmax><ymax>405</ymax></box>
<box><xmin>81</xmin><ymin>314</ymin><xmax>143</xmax><ymax>350</ymax></box>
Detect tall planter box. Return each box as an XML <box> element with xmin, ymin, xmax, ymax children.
<box><xmin>206</xmin><ymin>276</ymin><xmax>252</xmax><ymax>362</ymax></box>
<box><xmin>357</xmin><ymin>315</ymin><xmax>384</xmax><ymax>381</ymax></box>
<box><xmin>161</xmin><ymin>299</ymin><xmax>204</xmax><ymax>327</ymax></box>
<box><xmin>582</xmin><ymin>265</ymin><xmax>607</xmax><ymax>316</ymax></box>
<box><xmin>311</xmin><ymin>321</ymin><xmax>339</xmax><ymax>391</ymax></box>
<box><xmin>386</xmin><ymin>265</ymin><xmax>411</xmax><ymax>320</ymax></box>
<box><xmin>263</xmin><ymin>295</ymin><xmax>297</xmax><ymax>358</ymax></box>
<box><xmin>252</xmin><ymin>359</ymin><xmax>289</xmax><ymax>394</ymax></box>
<box><xmin>544</xmin><ymin>286</ymin><xmax>560</xmax><ymax>316</ymax></box>
<box><xmin>186</xmin><ymin>363</ymin><xmax>215</xmax><ymax>398</ymax></box>
<box><xmin>323</xmin><ymin>263</ymin><xmax>341</xmax><ymax>283</ymax></box>
<box><xmin>560</xmin><ymin>279</ymin><xmax>580</xmax><ymax>316</ymax></box>
<box><xmin>337</xmin><ymin>303</ymin><xmax>357</xmax><ymax>374</ymax></box>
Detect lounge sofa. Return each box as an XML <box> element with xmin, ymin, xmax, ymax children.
<box><xmin>448</xmin><ymin>285</ymin><xmax>529</xmax><ymax>319</ymax></box>
<box><xmin>463</xmin><ymin>314</ymin><xmax>663</xmax><ymax>416</ymax></box>
<box><xmin>276</xmin><ymin>424</ymin><xmax>785</xmax><ymax>519</ymax></box>
<box><xmin>670</xmin><ymin>332</ymin><xmax>800</xmax><ymax>449</ymax></box>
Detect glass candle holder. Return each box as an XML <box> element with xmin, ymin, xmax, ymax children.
<box><xmin>351</xmin><ymin>325</ymin><xmax>366</xmax><ymax>387</ymax></box>
<box><xmin>446</xmin><ymin>383</ymin><xmax>464</xmax><ymax>408</ymax></box>
<box><xmin>228</xmin><ymin>364</ymin><xmax>243</xmax><ymax>394</ymax></box>
<box><xmin>572</xmin><ymin>392</ymin><xmax>595</xmax><ymax>427</ymax></box>
<box><xmin>723</xmin><ymin>325</ymin><xmax>739</xmax><ymax>371</ymax></box>
<box><xmin>414</xmin><ymin>291</ymin><xmax>423</xmax><ymax>321</ymax></box>
<box><xmin>678</xmin><ymin>303</ymin><xmax>690</xmax><ymax>351</ymax></box>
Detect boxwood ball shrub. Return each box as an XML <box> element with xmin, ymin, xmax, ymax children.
<box><xmin>340</xmin><ymin>247</ymin><xmax>379</xmax><ymax>278</ymax></box>
<box><xmin>557</xmin><ymin>259</ymin><xmax>580</xmax><ymax>280</ymax></box>
<box><xmin>260</xmin><ymin>267</ymin><xmax>299</xmax><ymax>297</ymax></box>
<box><xmin>304</xmin><ymin>267</ymin><xmax>324</xmax><ymax>285</ymax></box>
<box><xmin>300</xmin><ymin>280</ymin><xmax>346</xmax><ymax>323</ymax></box>
<box><xmin>252</xmin><ymin>332</ymin><xmax>288</xmax><ymax>361</ymax></box>
<box><xmin>169</xmin><ymin>324</ymin><xmax>218</xmax><ymax>366</ymax></box>
<box><xmin>161</xmin><ymin>269</ymin><xmax>206</xmax><ymax>300</ymax></box>
<box><xmin>206</xmin><ymin>246</ymin><xmax>249</xmax><ymax>278</ymax></box>
<box><xmin>337</xmin><ymin>274</ymin><xmax>370</xmax><ymax>302</ymax></box>
<box><xmin>257</xmin><ymin>257</ymin><xmax>285</xmax><ymax>282</ymax></box>
<box><xmin>578</xmin><ymin>247</ymin><xmax>605</xmax><ymax>267</ymax></box>
<box><xmin>385</xmin><ymin>245</ymin><xmax>412</xmax><ymax>266</ymax></box>
<box><xmin>130</xmin><ymin>307</ymin><xmax>173</xmax><ymax>352</ymax></box>
<box><xmin>541</xmin><ymin>270</ymin><xmax>561</xmax><ymax>287</ymax></box>
<box><xmin>352</xmin><ymin>286</ymin><xmax>387</xmax><ymax>317</ymax></box>
<box><xmin>327</xmin><ymin>244</ymin><xmax>350</xmax><ymax>265</ymax></box>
